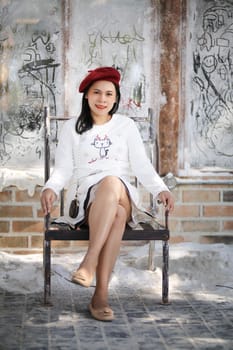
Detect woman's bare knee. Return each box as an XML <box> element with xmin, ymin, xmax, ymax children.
<box><xmin>91</xmin><ymin>176</ymin><xmax>131</xmax><ymax>220</ymax></box>
<box><xmin>98</xmin><ymin>176</ymin><xmax>122</xmax><ymax>193</ymax></box>
<box><xmin>115</xmin><ymin>205</ymin><xmax>127</xmax><ymax>224</ymax></box>
<box><xmin>95</xmin><ymin>176</ymin><xmax>124</xmax><ymax>201</ymax></box>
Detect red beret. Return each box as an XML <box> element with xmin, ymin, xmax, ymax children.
<box><xmin>79</xmin><ymin>67</ymin><xmax>121</xmax><ymax>92</ymax></box>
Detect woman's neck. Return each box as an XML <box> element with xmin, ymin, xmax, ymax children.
<box><xmin>92</xmin><ymin>114</ymin><xmax>112</xmax><ymax>125</ymax></box>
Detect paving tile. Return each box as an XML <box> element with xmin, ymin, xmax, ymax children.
<box><xmin>0</xmin><ymin>280</ymin><xmax>233</xmax><ymax>350</ymax></box>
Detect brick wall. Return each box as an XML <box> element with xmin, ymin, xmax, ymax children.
<box><xmin>170</xmin><ymin>181</ymin><xmax>233</xmax><ymax>244</ymax></box>
<box><xmin>0</xmin><ymin>186</ymin><xmax>43</xmax><ymax>253</ymax></box>
<box><xmin>0</xmin><ymin>182</ymin><xmax>233</xmax><ymax>253</ymax></box>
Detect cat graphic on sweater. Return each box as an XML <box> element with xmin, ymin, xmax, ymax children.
<box><xmin>92</xmin><ymin>135</ymin><xmax>112</xmax><ymax>159</ymax></box>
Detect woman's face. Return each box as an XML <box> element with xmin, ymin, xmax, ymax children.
<box><xmin>86</xmin><ymin>80</ymin><xmax>117</xmax><ymax>119</ymax></box>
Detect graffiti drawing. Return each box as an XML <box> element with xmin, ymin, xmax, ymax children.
<box><xmin>84</xmin><ymin>25</ymin><xmax>146</xmax><ymax>115</ymax></box>
<box><xmin>0</xmin><ymin>1</ymin><xmax>62</xmax><ymax>167</ymax></box>
<box><xmin>76</xmin><ymin>8</ymin><xmax>150</xmax><ymax>140</ymax></box>
<box><xmin>191</xmin><ymin>0</ymin><xmax>233</xmax><ymax>168</ymax></box>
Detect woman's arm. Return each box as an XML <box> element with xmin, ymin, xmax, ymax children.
<box><xmin>127</xmin><ymin>120</ymin><xmax>174</xmax><ymax>211</ymax></box>
<box><xmin>40</xmin><ymin>188</ymin><xmax>57</xmax><ymax>215</ymax></box>
<box><xmin>43</xmin><ymin>119</ymin><xmax>75</xmax><ymax>195</ymax></box>
<box><xmin>41</xmin><ymin>119</ymin><xmax>76</xmax><ymax>214</ymax></box>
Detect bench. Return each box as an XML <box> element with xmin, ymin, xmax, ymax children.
<box><xmin>43</xmin><ymin>107</ymin><xmax>170</xmax><ymax>306</ymax></box>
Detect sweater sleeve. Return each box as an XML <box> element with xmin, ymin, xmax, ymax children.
<box><xmin>127</xmin><ymin>120</ymin><xmax>169</xmax><ymax>197</ymax></box>
<box><xmin>42</xmin><ymin>120</ymin><xmax>75</xmax><ymax>195</ymax></box>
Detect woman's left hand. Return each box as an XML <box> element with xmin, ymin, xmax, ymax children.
<box><xmin>158</xmin><ymin>191</ymin><xmax>174</xmax><ymax>213</ymax></box>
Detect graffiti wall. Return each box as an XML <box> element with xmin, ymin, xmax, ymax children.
<box><xmin>0</xmin><ymin>0</ymin><xmax>158</xmax><ymax>179</ymax></box>
<box><xmin>186</xmin><ymin>0</ymin><xmax>233</xmax><ymax>171</ymax></box>
<box><xmin>66</xmin><ymin>0</ymin><xmax>159</xmax><ymax>141</ymax></box>
<box><xmin>0</xmin><ymin>0</ymin><xmax>63</xmax><ymax>169</ymax></box>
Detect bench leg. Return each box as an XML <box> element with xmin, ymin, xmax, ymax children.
<box><xmin>43</xmin><ymin>239</ymin><xmax>51</xmax><ymax>305</ymax></box>
<box><xmin>148</xmin><ymin>241</ymin><xmax>155</xmax><ymax>270</ymax></box>
<box><xmin>162</xmin><ymin>240</ymin><xmax>169</xmax><ymax>304</ymax></box>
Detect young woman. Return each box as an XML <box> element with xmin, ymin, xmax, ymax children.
<box><xmin>40</xmin><ymin>67</ymin><xmax>174</xmax><ymax>321</ymax></box>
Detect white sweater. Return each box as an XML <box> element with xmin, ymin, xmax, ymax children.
<box><xmin>43</xmin><ymin>113</ymin><xmax>169</xmax><ymax>226</ymax></box>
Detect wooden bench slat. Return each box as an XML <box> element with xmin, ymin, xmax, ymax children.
<box><xmin>45</xmin><ymin>225</ymin><xmax>169</xmax><ymax>241</ymax></box>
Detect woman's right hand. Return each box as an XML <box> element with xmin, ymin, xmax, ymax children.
<box><xmin>40</xmin><ymin>189</ymin><xmax>57</xmax><ymax>215</ymax></box>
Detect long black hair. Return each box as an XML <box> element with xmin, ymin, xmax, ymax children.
<box><xmin>75</xmin><ymin>84</ymin><xmax>121</xmax><ymax>134</ymax></box>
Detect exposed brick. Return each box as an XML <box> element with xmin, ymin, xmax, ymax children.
<box><xmin>15</xmin><ymin>190</ymin><xmax>40</xmax><ymax>202</ymax></box>
<box><xmin>166</xmin><ymin>219</ymin><xmax>180</xmax><ymax>232</ymax></box>
<box><xmin>12</xmin><ymin>221</ymin><xmax>43</xmax><ymax>233</ymax></box>
<box><xmin>1</xmin><ymin>183</ymin><xmax>233</xmax><ymax>251</ymax></box>
<box><xmin>0</xmin><ymin>221</ymin><xmax>10</xmax><ymax>233</ymax></box>
<box><xmin>37</xmin><ymin>209</ymin><xmax>43</xmax><ymax>218</ymax></box>
<box><xmin>30</xmin><ymin>236</ymin><xmax>43</xmax><ymax>248</ymax></box>
<box><xmin>0</xmin><ymin>190</ymin><xmax>12</xmax><ymax>201</ymax></box>
<box><xmin>0</xmin><ymin>236</ymin><xmax>28</xmax><ymax>248</ymax></box>
<box><xmin>181</xmin><ymin>220</ymin><xmax>220</xmax><ymax>232</ymax></box>
<box><xmin>0</xmin><ymin>206</ymin><xmax>33</xmax><ymax>217</ymax></box>
<box><xmin>223</xmin><ymin>221</ymin><xmax>233</xmax><ymax>230</ymax></box>
<box><xmin>71</xmin><ymin>241</ymin><xmax>89</xmax><ymax>248</ymax></box>
<box><xmin>53</xmin><ymin>249</ymin><xmax>80</xmax><ymax>254</ymax></box>
<box><xmin>51</xmin><ymin>240</ymin><xmax>71</xmax><ymax>249</ymax></box>
<box><xmin>223</xmin><ymin>191</ymin><xmax>233</xmax><ymax>202</ymax></box>
<box><xmin>173</xmin><ymin>205</ymin><xmax>200</xmax><ymax>217</ymax></box>
<box><xmin>170</xmin><ymin>235</ymin><xmax>185</xmax><ymax>244</ymax></box>
<box><xmin>182</xmin><ymin>190</ymin><xmax>220</xmax><ymax>203</ymax></box>
<box><xmin>12</xmin><ymin>250</ymin><xmax>43</xmax><ymax>254</ymax></box>
<box><xmin>37</xmin><ymin>206</ymin><xmax>60</xmax><ymax>218</ymax></box>
<box><xmin>203</xmin><ymin>205</ymin><xmax>233</xmax><ymax>217</ymax></box>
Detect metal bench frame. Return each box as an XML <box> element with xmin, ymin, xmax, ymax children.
<box><xmin>43</xmin><ymin>107</ymin><xmax>170</xmax><ymax>305</ymax></box>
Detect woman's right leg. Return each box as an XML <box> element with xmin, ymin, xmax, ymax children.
<box><xmin>89</xmin><ymin>204</ymin><xmax>127</xmax><ymax>321</ymax></box>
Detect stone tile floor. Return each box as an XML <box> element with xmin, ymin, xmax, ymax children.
<box><xmin>0</xmin><ymin>273</ymin><xmax>233</xmax><ymax>350</ymax></box>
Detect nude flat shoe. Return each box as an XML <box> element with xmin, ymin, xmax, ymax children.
<box><xmin>71</xmin><ymin>269</ymin><xmax>93</xmax><ymax>287</ymax></box>
<box><xmin>89</xmin><ymin>303</ymin><xmax>114</xmax><ymax>322</ymax></box>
